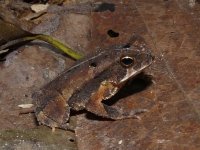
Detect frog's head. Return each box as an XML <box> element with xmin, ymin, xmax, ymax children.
<box><xmin>118</xmin><ymin>46</ymin><xmax>154</xmax><ymax>83</ymax></box>
<box><xmin>99</xmin><ymin>35</ymin><xmax>154</xmax><ymax>100</ymax></box>
<box><xmin>108</xmin><ymin>35</ymin><xmax>154</xmax><ymax>86</ymax></box>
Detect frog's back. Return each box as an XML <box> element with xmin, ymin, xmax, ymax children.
<box><xmin>32</xmin><ymin>50</ymin><xmax>119</xmax><ymax>108</ymax></box>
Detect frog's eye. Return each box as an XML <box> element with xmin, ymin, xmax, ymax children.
<box><xmin>120</xmin><ymin>56</ymin><xmax>135</xmax><ymax>67</ymax></box>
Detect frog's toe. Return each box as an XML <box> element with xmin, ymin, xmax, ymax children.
<box><xmin>124</xmin><ymin>108</ymin><xmax>148</xmax><ymax>119</ymax></box>
<box><xmin>52</xmin><ymin>127</ymin><xmax>56</xmax><ymax>132</ymax></box>
<box><xmin>129</xmin><ymin>108</ymin><xmax>148</xmax><ymax>115</ymax></box>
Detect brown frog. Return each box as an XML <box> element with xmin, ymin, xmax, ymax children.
<box><xmin>32</xmin><ymin>34</ymin><xmax>154</xmax><ymax>131</ymax></box>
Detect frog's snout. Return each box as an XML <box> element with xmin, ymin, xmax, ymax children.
<box><xmin>147</xmin><ymin>53</ymin><xmax>155</xmax><ymax>65</ymax></box>
<box><xmin>151</xmin><ymin>55</ymin><xmax>155</xmax><ymax>61</ymax></box>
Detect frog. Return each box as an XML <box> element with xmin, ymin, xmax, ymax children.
<box><xmin>32</xmin><ymin>34</ymin><xmax>154</xmax><ymax>131</ymax></box>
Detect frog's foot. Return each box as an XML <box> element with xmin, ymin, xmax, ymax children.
<box><xmin>59</xmin><ymin>123</ymin><xmax>75</xmax><ymax>132</ymax></box>
<box><xmin>86</xmin><ymin>101</ymin><xmax>148</xmax><ymax>120</ymax></box>
<box><xmin>104</xmin><ymin>106</ymin><xmax>148</xmax><ymax>120</ymax></box>
<box><xmin>36</xmin><ymin>110</ymin><xmax>72</xmax><ymax>131</ymax></box>
<box><xmin>36</xmin><ymin>111</ymin><xmax>60</xmax><ymax>131</ymax></box>
<box><xmin>101</xmin><ymin>105</ymin><xmax>148</xmax><ymax>120</ymax></box>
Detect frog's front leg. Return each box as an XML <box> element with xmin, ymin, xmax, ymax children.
<box><xmin>85</xmin><ymin>81</ymin><xmax>147</xmax><ymax>120</ymax></box>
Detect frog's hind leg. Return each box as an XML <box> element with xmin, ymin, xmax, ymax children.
<box><xmin>85</xmin><ymin>81</ymin><xmax>147</xmax><ymax>120</ymax></box>
<box><xmin>35</xmin><ymin>92</ymin><xmax>72</xmax><ymax>131</ymax></box>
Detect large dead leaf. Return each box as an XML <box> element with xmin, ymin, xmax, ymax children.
<box><xmin>0</xmin><ymin>0</ymin><xmax>200</xmax><ymax>149</ymax></box>
<box><xmin>0</xmin><ymin>19</ymin><xmax>32</xmax><ymax>46</ymax></box>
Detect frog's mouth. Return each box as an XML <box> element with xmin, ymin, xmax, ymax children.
<box><xmin>119</xmin><ymin>64</ymin><xmax>151</xmax><ymax>84</ymax></box>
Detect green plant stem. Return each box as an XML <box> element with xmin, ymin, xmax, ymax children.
<box><xmin>25</xmin><ymin>34</ymin><xmax>83</xmax><ymax>60</ymax></box>
<box><xmin>0</xmin><ymin>34</ymin><xmax>83</xmax><ymax>60</ymax></box>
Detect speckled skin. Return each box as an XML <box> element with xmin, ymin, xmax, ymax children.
<box><xmin>32</xmin><ymin>34</ymin><xmax>154</xmax><ymax>130</ymax></box>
